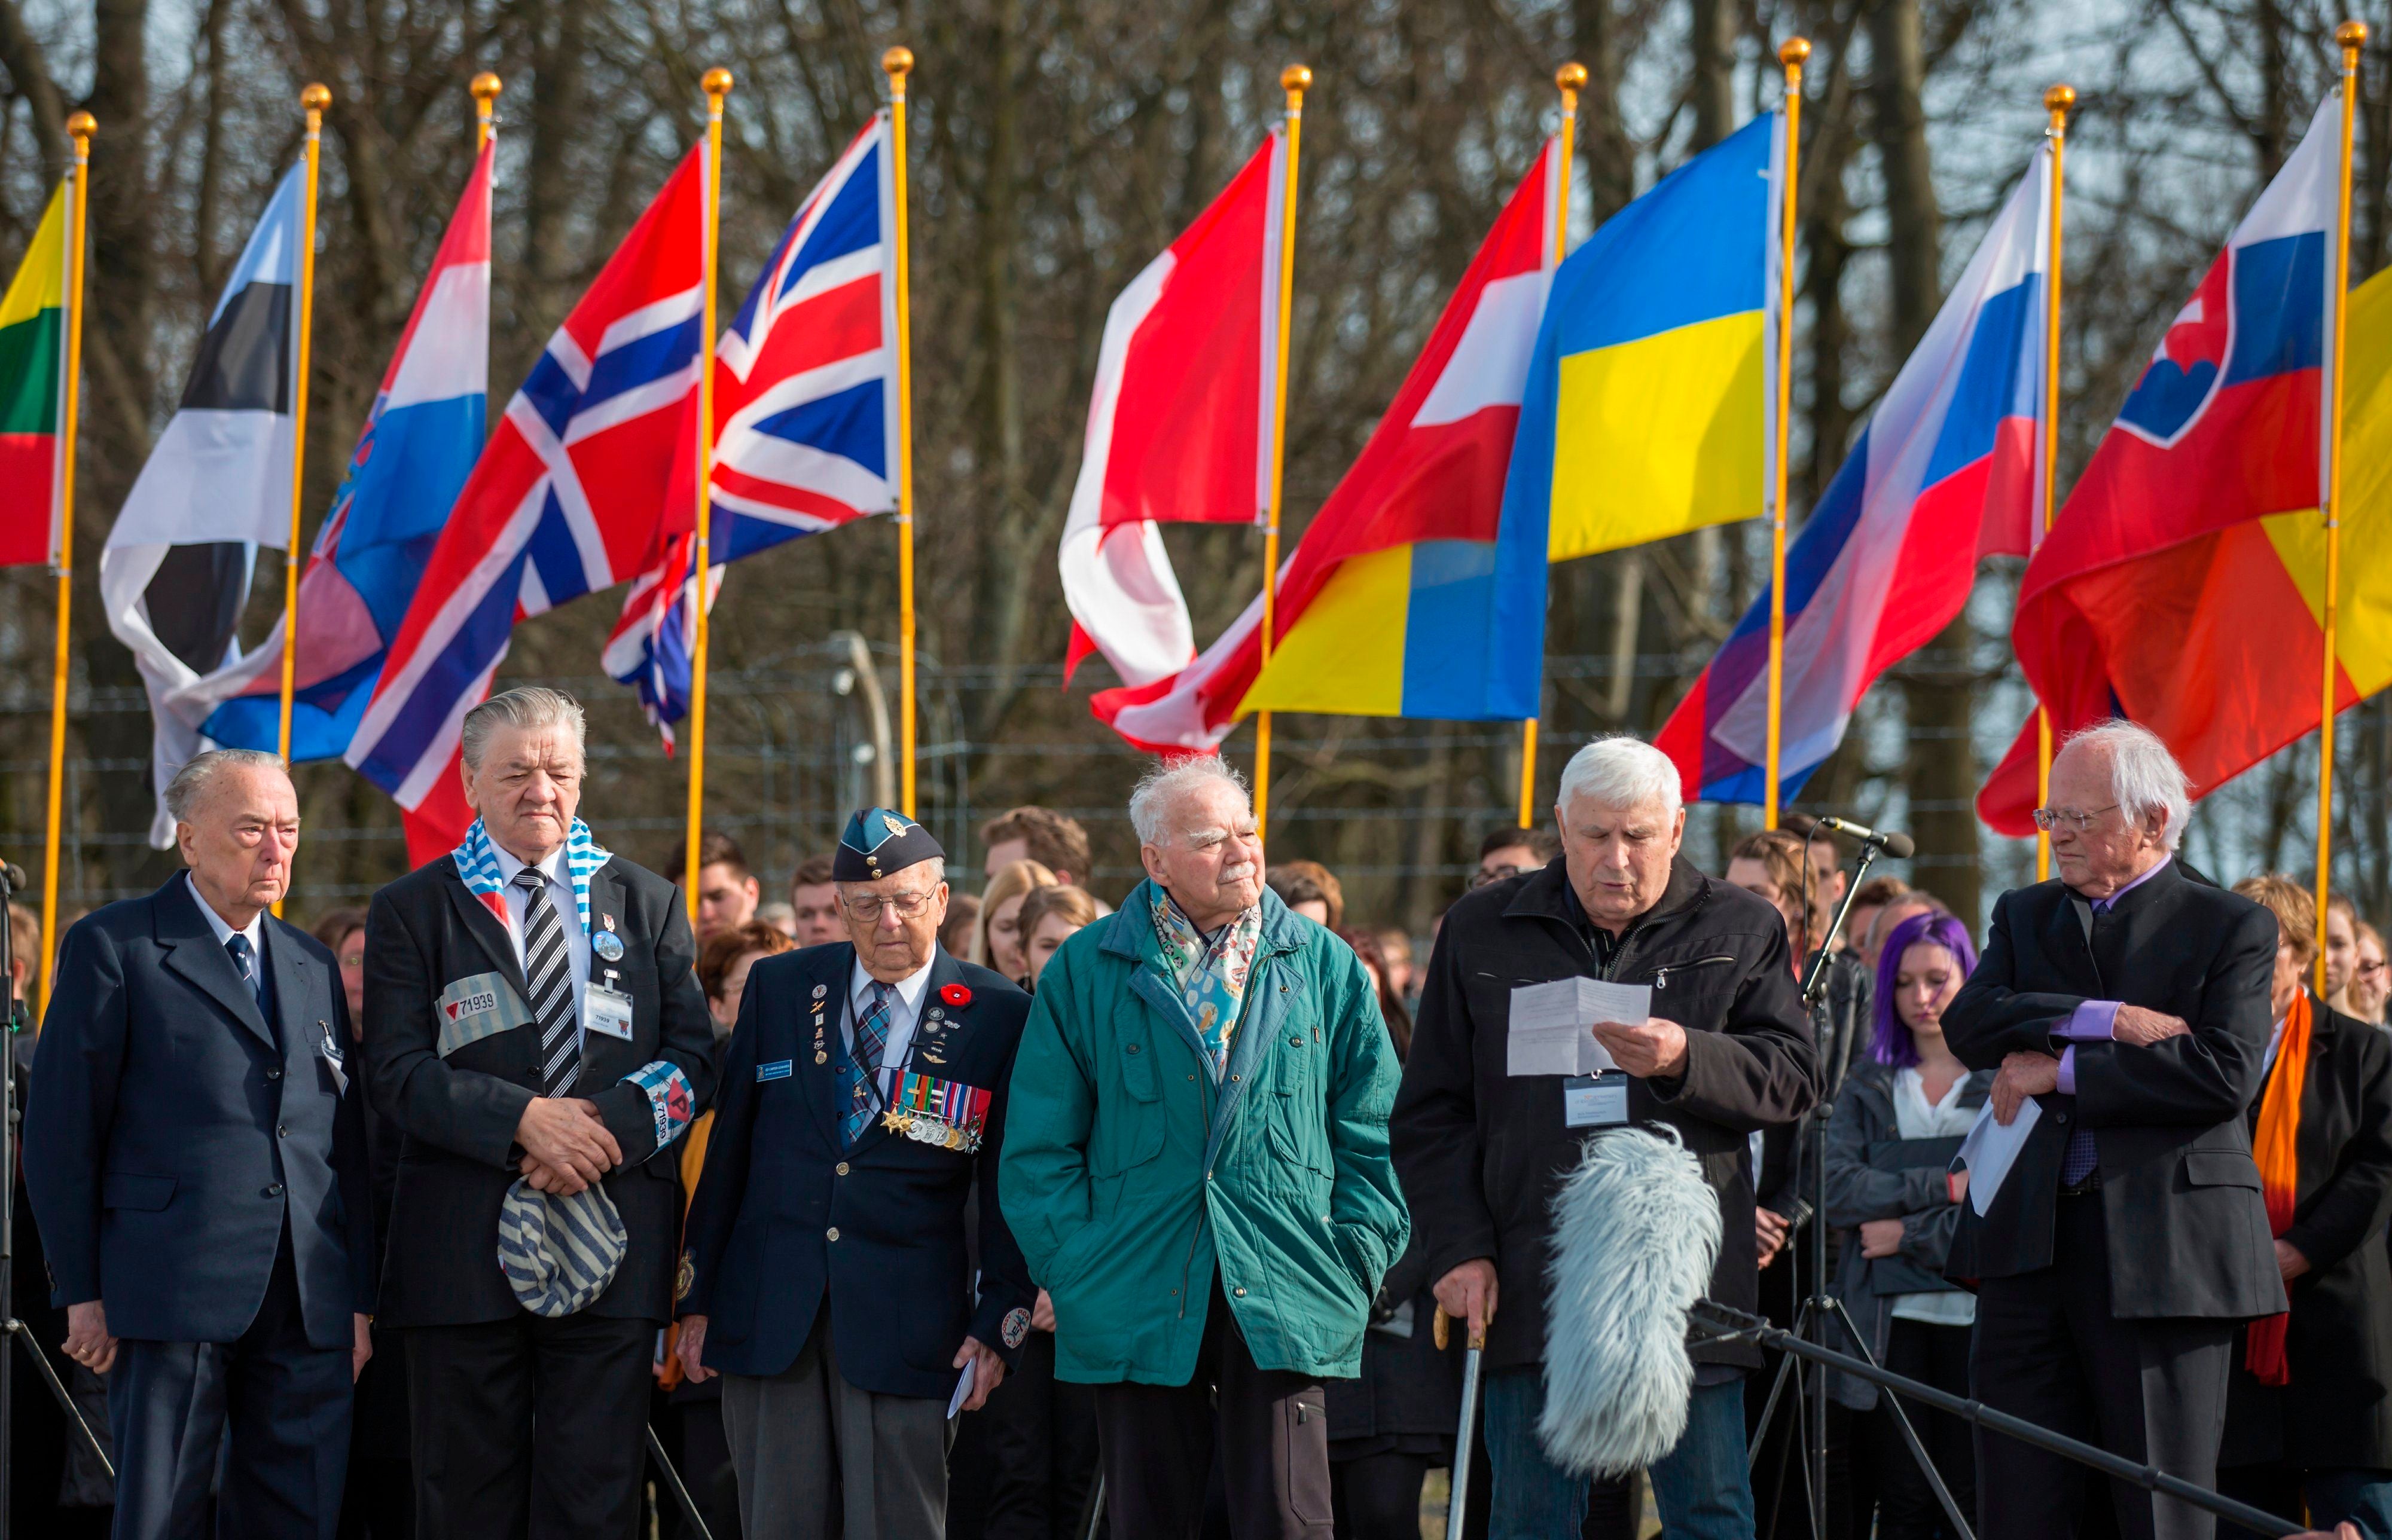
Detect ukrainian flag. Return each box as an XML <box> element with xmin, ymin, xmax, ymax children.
<box><xmin>1506</xmin><ymin>111</ymin><xmax>1778</xmax><ymax>566</ymax></box>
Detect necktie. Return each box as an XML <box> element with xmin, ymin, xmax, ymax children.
<box><xmin>2060</xmin><ymin>899</ymin><xmax>2112</xmax><ymax>1185</ymax></box>
<box><xmin>224</xmin><ymin>933</ymin><xmax>265</xmax><ymax>1012</ymax></box>
<box><xmin>515</xmin><ymin>868</ymin><xmax>581</xmax><ymax>1096</ymax></box>
<box><xmin>846</xmin><ymin>982</ymin><xmax>893</xmax><ymax>1144</ymax></box>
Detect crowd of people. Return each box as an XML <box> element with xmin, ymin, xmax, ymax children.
<box><xmin>5</xmin><ymin>686</ymin><xmax>2392</xmax><ymax>1540</ymax></box>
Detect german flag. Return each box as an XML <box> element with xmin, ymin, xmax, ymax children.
<box><xmin>0</xmin><ymin>182</ymin><xmax>66</xmax><ymax>568</ymax></box>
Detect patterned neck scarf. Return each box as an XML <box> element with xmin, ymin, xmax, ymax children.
<box><xmin>1149</xmin><ymin>885</ymin><xmax>1262</xmax><ymax>1074</ymax></box>
<box><xmin>454</xmin><ymin>817</ymin><xmax>611</xmax><ymax>934</ymax></box>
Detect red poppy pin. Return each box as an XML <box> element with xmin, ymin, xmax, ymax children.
<box><xmin>940</xmin><ymin>983</ymin><xmax>973</xmax><ymax>1008</ymax></box>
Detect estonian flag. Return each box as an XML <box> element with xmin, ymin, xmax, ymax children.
<box><xmin>100</xmin><ymin>164</ymin><xmax>304</xmax><ymax>845</ymax></box>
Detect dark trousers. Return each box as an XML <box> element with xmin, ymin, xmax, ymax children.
<box><xmin>1091</xmin><ymin>1285</ymin><xmax>1332</xmax><ymax>1540</ymax></box>
<box><xmin>983</xmin><ymin>1331</ymin><xmax>1101</xmax><ymax>1540</ymax></box>
<box><xmin>108</xmin><ymin>1231</ymin><xmax>353</xmax><ymax>1540</ymax></box>
<box><xmin>1854</xmin><ymin>1318</ymin><xmax>1976</xmax><ymax>1540</ymax></box>
<box><xmin>403</xmin><ymin>1311</ymin><xmax>655</xmax><ymax>1540</ymax></box>
<box><xmin>1328</xmin><ymin>1452</ymin><xmax>1427</xmax><ymax>1539</ymax></box>
<box><xmin>1973</xmin><ymin>1191</ymin><xmax>2237</xmax><ymax>1540</ymax></box>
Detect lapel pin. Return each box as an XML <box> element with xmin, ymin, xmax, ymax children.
<box><xmin>813</xmin><ymin>983</ymin><xmax>829</xmax><ymax>1001</ymax></box>
<box><xmin>593</xmin><ymin>931</ymin><xmax>626</xmax><ymax>962</ymax></box>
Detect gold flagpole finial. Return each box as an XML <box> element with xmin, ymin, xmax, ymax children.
<box><xmin>703</xmin><ymin>66</ymin><xmax>735</xmax><ymax>101</ymax></box>
<box><xmin>66</xmin><ymin>110</ymin><xmax>95</xmax><ymax>142</ymax></box>
<box><xmin>2340</xmin><ymin>19</ymin><xmax>2369</xmax><ymax>51</ymax></box>
<box><xmin>1556</xmin><ymin>61</ymin><xmax>1588</xmax><ymax>94</ymax></box>
<box><xmin>471</xmin><ymin>72</ymin><xmax>503</xmax><ymax>107</ymax></box>
<box><xmin>883</xmin><ymin>45</ymin><xmax>914</xmax><ymax>80</ymax></box>
<box><xmin>472</xmin><ymin>72</ymin><xmax>502</xmax><ymax>149</ymax></box>
<box><xmin>301</xmin><ymin>82</ymin><xmax>332</xmax><ymax>114</ymax></box>
<box><xmin>1778</xmin><ymin>36</ymin><xmax>1811</xmax><ymax>69</ymax></box>
<box><xmin>2043</xmin><ymin>82</ymin><xmax>2076</xmax><ymax>120</ymax></box>
<box><xmin>1282</xmin><ymin>63</ymin><xmax>1313</xmax><ymax>94</ymax></box>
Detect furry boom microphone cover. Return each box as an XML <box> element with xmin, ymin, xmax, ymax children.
<box><xmin>1537</xmin><ymin>1126</ymin><xmax>1723</xmax><ymax>1477</ymax></box>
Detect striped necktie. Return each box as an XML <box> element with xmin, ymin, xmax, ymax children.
<box><xmin>845</xmin><ymin>981</ymin><xmax>893</xmax><ymax>1144</ymax></box>
<box><xmin>515</xmin><ymin>867</ymin><xmax>581</xmax><ymax>1096</ymax></box>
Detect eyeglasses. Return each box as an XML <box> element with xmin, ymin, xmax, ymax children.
<box><xmin>2030</xmin><ymin>803</ymin><xmax>2121</xmax><ymax>834</ymax></box>
<box><xmin>2360</xmin><ymin>959</ymin><xmax>2390</xmax><ymax>978</ymax></box>
<box><xmin>1471</xmin><ymin>863</ymin><xmax>1528</xmax><ymax>890</ymax></box>
<box><xmin>839</xmin><ymin>890</ymin><xmax>939</xmax><ymax>921</ymax></box>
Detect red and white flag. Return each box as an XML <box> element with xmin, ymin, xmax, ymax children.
<box><xmin>1058</xmin><ymin>131</ymin><xmax>1288</xmax><ymax>689</ymax></box>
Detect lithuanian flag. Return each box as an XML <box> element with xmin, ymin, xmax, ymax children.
<box><xmin>0</xmin><ymin>182</ymin><xmax>68</xmax><ymax>567</ymax></box>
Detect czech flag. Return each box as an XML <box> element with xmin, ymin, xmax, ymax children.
<box><xmin>1092</xmin><ymin>138</ymin><xmax>1561</xmax><ymax>750</ymax></box>
<box><xmin>1979</xmin><ymin>94</ymin><xmax>2392</xmax><ymax>832</ymax></box>
<box><xmin>1660</xmin><ymin>143</ymin><xmax>2048</xmax><ymax>805</ymax></box>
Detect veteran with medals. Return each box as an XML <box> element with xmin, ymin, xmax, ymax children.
<box><xmin>363</xmin><ymin>688</ymin><xmax>718</xmax><ymax>1540</ymax></box>
<box><xmin>676</xmin><ymin>808</ymin><xmax>1036</xmax><ymax>1540</ymax></box>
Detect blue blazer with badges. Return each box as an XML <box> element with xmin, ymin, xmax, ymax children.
<box><xmin>678</xmin><ymin>943</ymin><xmax>1035</xmax><ymax>1398</ymax></box>
<box><xmin>24</xmin><ymin>878</ymin><xmax>376</xmax><ymax>1348</ymax></box>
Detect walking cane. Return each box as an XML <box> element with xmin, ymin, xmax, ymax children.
<box><xmin>1433</xmin><ymin>1302</ymin><xmax>1491</xmax><ymax>1540</ymax></box>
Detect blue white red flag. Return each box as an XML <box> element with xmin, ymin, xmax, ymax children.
<box><xmin>603</xmin><ymin>117</ymin><xmax>898</xmax><ymax>740</ymax></box>
<box><xmin>1657</xmin><ymin>145</ymin><xmax>2049</xmax><ymax>805</ymax></box>
<box><xmin>178</xmin><ymin>142</ymin><xmax>494</xmax><ymax>777</ymax></box>
<box><xmin>350</xmin><ymin>144</ymin><xmax>709</xmax><ymax>860</ymax></box>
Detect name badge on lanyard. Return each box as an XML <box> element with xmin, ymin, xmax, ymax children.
<box><xmin>1563</xmin><ymin>1070</ymin><xmax>1631</xmax><ymax>1129</ymax></box>
<box><xmin>584</xmin><ymin>968</ymin><xmax>636</xmax><ymax>1040</ymax></box>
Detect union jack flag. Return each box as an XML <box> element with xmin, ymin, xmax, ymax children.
<box><xmin>605</xmin><ymin>117</ymin><xmax>899</xmax><ymax>740</ymax></box>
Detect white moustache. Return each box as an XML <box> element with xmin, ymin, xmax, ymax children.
<box><xmin>1222</xmin><ymin>861</ymin><xmax>1257</xmax><ymax>882</ymax></box>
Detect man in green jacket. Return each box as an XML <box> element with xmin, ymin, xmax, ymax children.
<box><xmin>1000</xmin><ymin>756</ymin><xmax>1408</xmax><ymax>1539</ymax></box>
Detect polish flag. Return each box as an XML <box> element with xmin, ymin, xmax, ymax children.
<box><xmin>1058</xmin><ymin>131</ymin><xmax>1288</xmax><ymax>689</ymax></box>
<box><xmin>1092</xmin><ymin>139</ymin><xmax>1561</xmax><ymax>750</ymax></box>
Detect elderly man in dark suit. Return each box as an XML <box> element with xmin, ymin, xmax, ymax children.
<box><xmin>364</xmin><ymin>686</ymin><xmax>715</xmax><ymax>1540</ymax></box>
<box><xmin>675</xmin><ymin>808</ymin><xmax>1033</xmax><ymax>1540</ymax></box>
<box><xmin>26</xmin><ymin>749</ymin><xmax>376</xmax><ymax>1540</ymax></box>
<box><xmin>1946</xmin><ymin>719</ymin><xmax>2284</xmax><ymax>1540</ymax></box>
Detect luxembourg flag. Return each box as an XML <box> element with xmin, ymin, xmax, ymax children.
<box><xmin>1094</xmin><ymin>139</ymin><xmax>1560</xmax><ymax>750</ymax></box>
<box><xmin>176</xmin><ymin>141</ymin><xmax>493</xmax><ymax>770</ymax></box>
<box><xmin>351</xmin><ymin>145</ymin><xmax>709</xmax><ymax>861</ymax></box>
<box><xmin>603</xmin><ymin>115</ymin><xmax>898</xmax><ymax>740</ymax></box>
<box><xmin>1058</xmin><ymin>130</ymin><xmax>1288</xmax><ymax>690</ymax></box>
<box><xmin>1658</xmin><ymin>143</ymin><xmax>2049</xmax><ymax>805</ymax></box>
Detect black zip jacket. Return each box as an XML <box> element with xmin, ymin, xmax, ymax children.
<box><xmin>1391</xmin><ymin>857</ymin><xmax>1819</xmax><ymax>1370</ymax></box>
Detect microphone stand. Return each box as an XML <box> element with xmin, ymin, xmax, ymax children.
<box><xmin>0</xmin><ymin>867</ymin><xmax>117</xmax><ymax>1540</ymax></box>
<box><xmin>1744</xmin><ymin>834</ymin><xmax>1972</xmax><ymax>1540</ymax></box>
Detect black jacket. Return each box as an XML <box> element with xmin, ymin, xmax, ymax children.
<box><xmin>679</xmin><ymin>943</ymin><xmax>1036</xmax><ymax>1399</ymax></box>
<box><xmin>1821</xmin><ymin>1058</ymin><xmax>1993</xmax><ymax>1408</ymax></box>
<box><xmin>1391</xmin><ymin>858</ymin><xmax>1819</xmax><ymax>1371</ymax></box>
<box><xmin>363</xmin><ymin>851</ymin><xmax>718</xmax><ymax>1326</ymax></box>
<box><xmin>25</xmin><ymin>878</ymin><xmax>375</xmax><ymax>1348</ymax></box>
<box><xmin>1326</xmin><ymin>1233</ymin><xmax>1464</xmax><ymax>1450</ymax></box>
<box><xmin>1942</xmin><ymin>860</ymin><xmax>2284</xmax><ymax>1320</ymax></box>
<box><xmin>2220</xmin><ymin>995</ymin><xmax>2392</xmax><ymax>1469</ymax></box>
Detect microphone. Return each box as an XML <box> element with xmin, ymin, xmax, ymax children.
<box><xmin>1537</xmin><ymin>1126</ymin><xmax>1722</xmax><ymax>1477</ymax></box>
<box><xmin>0</xmin><ymin>861</ymin><xmax>25</xmax><ymax>894</ymax></box>
<box><xmin>1807</xmin><ymin>817</ymin><xmax>1915</xmax><ymax>860</ymax></box>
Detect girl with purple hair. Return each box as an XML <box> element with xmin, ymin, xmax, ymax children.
<box><xmin>1823</xmin><ymin>909</ymin><xmax>1995</xmax><ymax>1539</ymax></box>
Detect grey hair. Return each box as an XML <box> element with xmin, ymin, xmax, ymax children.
<box><xmin>164</xmin><ymin>748</ymin><xmax>289</xmax><ymax>824</ymax></box>
<box><xmin>1128</xmin><ymin>756</ymin><xmax>1250</xmax><ymax>846</ymax></box>
<box><xmin>1555</xmin><ymin>735</ymin><xmax>1683</xmax><ymax>824</ymax></box>
<box><xmin>460</xmin><ymin>686</ymin><xmax>587</xmax><ymax>771</ymax></box>
<box><xmin>2063</xmin><ymin>719</ymin><xmax>2192</xmax><ymax>851</ymax></box>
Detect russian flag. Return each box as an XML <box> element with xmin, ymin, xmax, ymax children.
<box><xmin>179</xmin><ymin>141</ymin><xmax>494</xmax><ymax>771</ymax></box>
<box><xmin>1659</xmin><ymin>143</ymin><xmax>2049</xmax><ymax>805</ymax></box>
<box><xmin>603</xmin><ymin>115</ymin><xmax>899</xmax><ymax>740</ymax></box>
<box><xmin>1092</xmin><ymin>139</ymin><xmax>1559</xmax><ymax>750</ymax></box>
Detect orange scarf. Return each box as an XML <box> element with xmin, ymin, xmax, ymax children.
<box><xmin>2244</xmin><ymin>990</ymin><xmax>2312</xmax><ymax>1386</ymax></box>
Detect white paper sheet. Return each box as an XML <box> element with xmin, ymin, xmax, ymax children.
<box><xmin>1955</xmin><ymin>1096</ymin><xmax>2040</xmax><ymax>1216</ymax></box>
<box><xmin>948</xmin><ymin>1359</ymin><xmax>975</xmax><ymax>1419</ymax></box>
<box><xmin>1506</xmin><ymin>979</ymin><xmax>1648</xmax><ymax>1075</ymax></box>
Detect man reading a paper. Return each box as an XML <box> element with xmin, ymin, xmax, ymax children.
<box><xmin>1944</xmin><ymin>720</ymin><xmax>2281</xmax><ymax>1540</ymax></box>
<box><xmin>1391</xmin><ymin>735</ymin><xmax>1818</xmax><ymax>1540</ymax></box>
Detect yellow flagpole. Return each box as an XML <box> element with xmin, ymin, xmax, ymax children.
<box><xmin>2317</xmin><ymin>20</ymin><xmax>2364</xmax><ymax>993</ymax></box>
<box><xmin>883</xmin><ymin>47</ymin><xmax>919</xmax><ymax>818</ymax></box>
<box><xmin>38</xmin><ymin>112</ymin><xmax>96</xmax><ymax>1021</ymax></box>
<box><xmin>472</xmin><ymin>71</ymin><xmax>502</xmax><ymax>152</ymax></box>
<box><xmin>2035</xmin><ymin>84</ymin><xmax>2073</xmax><ymax>882</ymax></box>
<box><xmin>1520</xmin><ymin>63</ymin><xmax>1585</xmax><ymax>830</ymax></box>
<box><xmin>1764</xmin><ymin>39</ymin><xmax>1807</xmax><ymax>832</ymax></box>
<box><xmin>1255</xmin><ymin>63</ymin><xmax>1309</xmax><ymax>838</ymax></box>
<box><xmin>684</xmin><ymin>66</ymin><xmax>734</xmax><ymax>922</ymax></box>
<box><xmin>272</xmin><ymin>82</ymin><xmax>329</xmax><ymax>918</ymax></box>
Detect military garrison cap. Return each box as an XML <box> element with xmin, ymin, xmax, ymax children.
<box><xmin>833</xmin><ymin>807</ymin><xmax>945</xmax><ymax>882</ymax></box>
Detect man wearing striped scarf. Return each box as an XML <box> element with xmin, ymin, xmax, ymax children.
<box><xmin>364</xmin><ymin>687</ymin><xmax>716</xmax><ymax>1540</ymax></box>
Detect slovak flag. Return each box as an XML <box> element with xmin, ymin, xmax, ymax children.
<box><xmin>176</xmin><ymin>142</ymin><xmax>494</xmax><ymax>775</ymax></box>
<box><xmin>1979</xmin><ymin>96</ymin><xmax>2348</xmax><ymax>831</ymax></box>
<box><xmin>351</xmin><ymin>145</ymin><xmax>709</xmax><ymax>861</ymax></box>
<box><xmin>1659</xmin><ymin>144</ymin><xmax>2049</xmax><ymax>805</ymax></box>
<box><xmin>1093</xmin><ymin>139</ymin><xmax>1561</xmax><ymax>750</ymax></box>
<box><xmin>1057</xmin><ymin>130</ymin><xmax>1289</xmax><ymax>690</ymax></box>
<box><xmin>603</xmin><ymin>116</ymin><xmax>899</xmax><ymax>740</ymax></box>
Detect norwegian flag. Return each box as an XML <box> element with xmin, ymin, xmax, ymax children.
<box><xmin>349</xmin><ymin>145</ymin><xmax>709</xmax><ymax>861</ymax></box>
<box><xmin>604</xmin><ymin>117</ymin><xmax>899</xmax><ymax>740</ymax></box>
